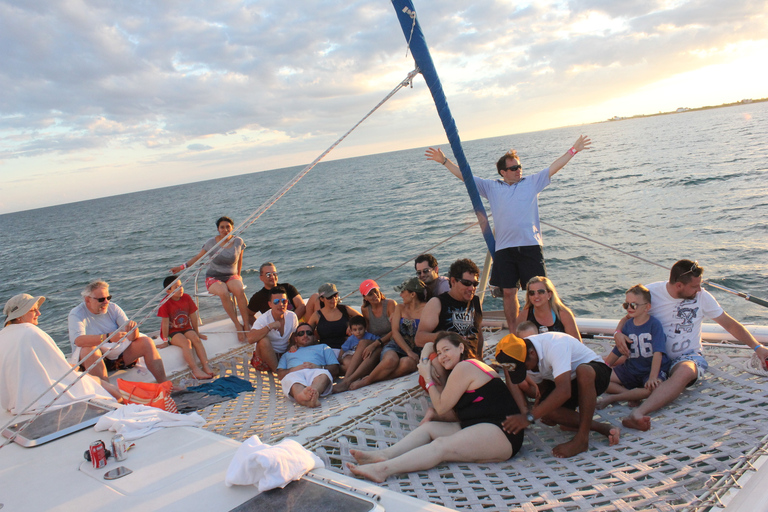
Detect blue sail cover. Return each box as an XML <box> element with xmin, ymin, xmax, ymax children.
<box><xmin>390</xmin><ymin>0</ymin><xmax>496</xmax><ymax>255</ymax></box>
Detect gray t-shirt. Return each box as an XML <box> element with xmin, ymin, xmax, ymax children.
<box><xmin>67</xmin><ymin>301</ymin><xmax>130</xmax><ymax>363</ymax></box>
<box><xmin>202</xmin><ymin>236</ymin><xmax>246</xmax><ymax>279</ymax></box>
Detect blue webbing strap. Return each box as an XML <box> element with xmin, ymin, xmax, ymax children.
<box><xmin>391</xmin><ymin>0</ymin><xmax>496</xmax><ymax>255</ymax></box>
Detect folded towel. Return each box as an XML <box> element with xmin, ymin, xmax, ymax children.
<box><xmin>94</xmin><ymin>403</ymin><xmax>205</xmax><ymax>440</ymax></box>
<box><xmin>186</xmin><ymin>376</ymin><xmax>254</xmax><ymax>398</ymax></box>
<box><xmin>225</xmin><ymin>435</ymin><xmax>324</xmax><ymax>492</ymax></box>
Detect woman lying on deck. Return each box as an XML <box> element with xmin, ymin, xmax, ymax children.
<box><xmin>348</xmin><ymin>332</ymin><xmax>526</xmax><ymax>483</ymax></box>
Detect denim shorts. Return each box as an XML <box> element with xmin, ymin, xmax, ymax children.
<box><xmin>670</xmin><ymin>351</ymin><xmax>708</xmax><ymax>386</ymax></box>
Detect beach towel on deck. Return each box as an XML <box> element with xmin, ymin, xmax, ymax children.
<box><xmin>186</xmin><ymin>375</ymin><xmax>254</xmax><ymax>398</ymax></box>
<box><xmin>225</xmin><ymin>435</ymin><xmax>324</xmax><ymax>492</ymax></box>
<box><xmin>94</xmin><ymin>403</ymin><xmax>205</xmax><ymax>440</ymax></box>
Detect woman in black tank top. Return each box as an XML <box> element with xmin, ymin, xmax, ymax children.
<box><xmin>348</xmin><ymin>332</ymin><xmax>525</xmax><ymax>483</ymax></box>
<box><xmin>307</xmin><ymin>283</ymin><xmax>361</xmax><ymax>350</ymax></box>
<box><xmin>517</xmin><ymin>276</ymin><xmax>581</xmax><ymax>341</ymax></box>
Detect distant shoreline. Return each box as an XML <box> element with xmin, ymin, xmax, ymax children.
<box><xmin>601</xmin><ymin>97</ymin><xmax>768</xmax><ymax>123</ymax></box>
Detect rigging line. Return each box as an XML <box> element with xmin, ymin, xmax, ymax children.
<box><xmin>401</xmin><ymin>6</ymin><xmax>417</xmax><ymax>57</ymax></box>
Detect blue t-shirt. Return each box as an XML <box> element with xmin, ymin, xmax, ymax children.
<box><xmin>277</xmin><ymin>343</ymin><xmax>339</xmax><ymax>370</ymax></box>
<box><xmin>473</xmin><ymin>168</ymin><xmax>551</xmax><ymax>249</ymax></box>
<box><xmin>612</xmin><ymin>315</ymin><xmax>669</xmax><ymax>377</ymax></box>
<box><xmin>341</xmin><ymin>331</ymin><xmax>378</xmax><ymax>353</ymax></box>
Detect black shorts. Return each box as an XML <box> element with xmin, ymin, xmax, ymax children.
<box><xmin>79</xmin><ymin>353</ymin><xmax>137</xmax><ymax>373</ymax></box>
<box><xmin>538</xmin><ymin>361</ymin><xmax>612</xmax><ymax>410</ymax></box>
<box><xmin>490</xmin><ymin>245</ymin><xmax>546</xmax><ymax>290</ymax></box>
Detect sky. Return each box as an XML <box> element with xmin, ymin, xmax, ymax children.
<box><xmin>1</xmin><ymin>0</ymin><xmax>767</xmax><ymax>214</ymax></box>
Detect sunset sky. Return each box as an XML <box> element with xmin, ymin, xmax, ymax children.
<box><xmin>1</xmin><ymin>0</ymin><xmax>766</xmax><ymax>213</ymax></box>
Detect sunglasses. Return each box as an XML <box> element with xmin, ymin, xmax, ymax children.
<box><xmin>622</xmin><ymin>302</ymin><xmax>648</xmax><ymax>310</ymax></box>
<box><xmin>272</xmin><ymin>298</ymin><xmax>288</xmax><ymax>305</ymax></box>
<box><xmin>458</xmin><ymin>278</ymin><xmax>480</xmax><ymax>288</ymax></box>
<box><xmin>503</xmin><ymin>164</ymin><xmax>522</xmax><ymax>172</ymax></box>
<box><xmin>296</xmin><ymin>330</ymin><xmax>313</xmax><ymax>337</ymax></box>
<box><xmin>90</xmin><ymin>295</ymin><xmax>112</xmax><ymax>303</ymax></box>
<box><xmin>678</xmin><ymin>260</ymin><xmax>702</xmax><ymax>279</ymax></box>
<box><xmin>263</xmin><ymin>272</ymin><xmax>278</xmax><ymax>278</ymax></box>
<box><xmin>416</xmin><ymin>268</ymin><xmax>433</xmax><ymax>276</ymax></box>
<box><xmin>323</xmin><ymin>293</ymin><xmax>339</xmax><ymax>300</ymax></box>
<box><xmin>528</xmin><ymin>289</ymin><xmax>548</xmax><ymax>296</ymax></box>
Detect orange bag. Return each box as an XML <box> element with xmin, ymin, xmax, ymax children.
<box><xmin>117</xmin><ymin>379</ymin><xmax>178</xmax><ymax>413</ymax></box>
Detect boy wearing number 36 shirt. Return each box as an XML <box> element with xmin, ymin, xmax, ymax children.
<box><xmin>598</xmin><ymin>285</ymin><xmax>669</xmax><ymax>409</ymax></box>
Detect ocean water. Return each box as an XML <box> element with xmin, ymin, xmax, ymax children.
<box><xmin>1</xmin><ymin>101</ymin><xmax>767</xmax><ymax>353</ymax></box>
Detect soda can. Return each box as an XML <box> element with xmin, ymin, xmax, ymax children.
<box><xmin>89</xmin><ymin>440</ymin><xmax>107</xmax><ymax>469</ymax></box>
<box><xmin>111</xmin><ymin>434</ymin><xmax>127</xmax><ymax>462</ymax></box>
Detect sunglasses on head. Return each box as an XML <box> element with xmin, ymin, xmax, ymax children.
<box><xmin>458</xmin><ymin>278</ymin><xmax>479</xmax><ymax>288</ymax></box>
<box><xmin>622</xmin><ymin>302</ymin><xmax>647</xmax><ymax>310</ymax></box>
<box><xmin>296</xmin><ymin>329</ymin><xmax>313</xmax><ymax>337</ymax></box>
<box><xmin>503</xmin><ymin>164</ymin><xmax>522</xmax><ymax>172</ymax></box>
<box><xmin>272</xmin><ymin>298</ymin><xmax>288</xmax><ymax>305</ymax></box>
<box><xmin>677</xmin><ymin>260</ymin><xmax>702</xmax><ymax>279</ymax></box>
<box><xmin>528</xmin><ymin>289</ymin><xmax>547</xmax><ymax>296</ymax></box>
<box><xmin>91</xmin><ymin>295</ymin><xmax>112</xmax><ymax>303</ymax></box>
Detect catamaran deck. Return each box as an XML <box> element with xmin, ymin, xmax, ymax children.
<box><xmin>187</xmin><ymin>322</ymin><xmax>768</xmax><ymax>512</ymax></box>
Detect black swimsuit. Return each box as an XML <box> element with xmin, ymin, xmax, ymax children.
<box><xmin>453</xmin><ymin>360</ymin><xmax>524</xmax><ymax>455</ymax></box>
<box><xmin>316</xmin><ymin>305</ymin><xmax>350</xmax><ymax>350</ymax></box>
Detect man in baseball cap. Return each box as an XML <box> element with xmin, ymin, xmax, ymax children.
<box><xmin>497</xmin><ymin>330</ymin><xmax>619</xmax><ymax>458</ymax></box>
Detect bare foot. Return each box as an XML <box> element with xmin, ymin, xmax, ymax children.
<box><xmin>191</xmin><ymin>368</ymin><xmax>213</xmax><ymax>380</ymax></box>
<box><xmin>349</xmin><ymin>448</ymin><xmax>386</xmax><ymax>465</ymax></box>
<box><xmin>332</xmin><ymin>380</ymin><xmax>350</xmax><ymax>394</ymax></box>
<box><xmin>622</xmin><ymin>415</ymin><xmax>651</xmax><ymax>431</ymax></box>
<box><xmin>349</xmin><ymin>376</ymin><xmax>370</xmax><ymax>391</ymax></box>
<box><xmin>202</xmin><ymin>363</ymin><xmax>216</xmax><ymax>376</ymax></box>
<box><xmin>607</xmin><ymin>427</ymin><xmax>620</xmax><ymax>446</ymax></box>
<box><xmin>552</xmin><ymin>437</ymin><xmax>589</xmax><ymax>458</ymax></box>
<box><xmin>628</xmin><ymin>400</ymin><xmax>641</xmax><ymax>408</ymax></box>
<box><xmin>295</xmin><ymin>386</ymin><xmax>320</xmax><ymax>407</ymax></box>
<box><xmin>347</xmin><ymin>462</ymin><xmax>387</xmax><ymax>483</ymax></box>
<box><xmin>595</xmin><ymin>398</ymin><xmax>610</xmax><ymax>410</ymax></box>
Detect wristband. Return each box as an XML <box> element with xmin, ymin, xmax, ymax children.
<box><xmin>180</xmin><ymin>263</ymin><xmax>187</xmax><ymax>270</ymax></box>
<box><xmin>425</xmin><ymin>381</ymin><xmax>435</xmax><ymax>390</ymax></box>
<box><xmin>568</xmin><ymin>147</ymin><xmax>577</xmax><ymax>156</ymax></box>
<box><xmin>754</xmin><ymin>345</ymin><xmax>764</xmax><ymax>352</ymax></box>
<box><xmin>614</xmin><ymin>330</ymin><xmax>621</xmax><ymax>336</ymax></box>
<box><xmin>442</xmin><ymin>156</ymin><xmax>447</xmax><ymax>165</ymax></box>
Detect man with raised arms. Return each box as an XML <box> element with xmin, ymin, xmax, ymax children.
<box><xmin>426</xmin><ymin>136</ymin><xmax>591</xmax><ymax>333</ymax></box>
<box><xmin>414</xmin><ymin>253</ymin><xmax>450</xmax><ymax>298</ymax></box>
<box><xmin>247</xmin><ymin>262</ymin><xmax>306</xmax><ymax>324</ymax></box>
<box><xmin>416</xmin><ymin>258</ymin><xmax>484</xmax><ymax>359</ymax></box>
<box><xmin>617</xmin><ymin>259</ymin><xmax>768</xmax><ymax>431</ymax></box>
<box><xmin>68</xmin><ymin>280</ymin><xmax>169</xmax><ymax>384</ymax></box>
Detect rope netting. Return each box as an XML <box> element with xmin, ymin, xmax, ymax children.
<box><xmin>194</xmin><ymin>333</ymin><xmax>768</xmax><ymax>512</ymax></box>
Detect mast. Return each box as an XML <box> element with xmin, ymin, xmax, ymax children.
<box><xmin>391</xmin><ymin>0</ymin><xmax>496</xmax><ymax>255</ymax></box>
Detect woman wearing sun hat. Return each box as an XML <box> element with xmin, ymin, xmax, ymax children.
<box><xmin>0</xmin><ymin>293</ymin><xmax>116</xmax><ymax>414</ymax></box>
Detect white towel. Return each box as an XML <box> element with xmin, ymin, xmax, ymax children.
<box><xmin>225</xmin><ymin>435</ymin><xmax>324</xmax><ymax>491</ymax></box>
<box><xmin>94</xmin><ymin>403</ymin><xmax>205</xmax><ymax>440</ymax></box>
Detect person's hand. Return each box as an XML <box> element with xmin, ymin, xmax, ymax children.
<box><xmin>270</xmin><ymin>321</ymin><xmax>280</xmax><ymax>330</ymax></box>
<box><xmin>425</xmin><ymin>147</ymin><xmax>446</xmax><ymax>164</ymax></box>
<box><xmin>198</xmin><ymin>333</ymin><xmax>208</xmax><ymax>340</ymax></box>
<box><xmin>362</xmin><ymin>342</ymin><xmax>379</xmax><ymax>360</ymax></box>
<box><xmin>755</xmin><ymin>345</ymin><xmax>768</xmax><ymax>368</ymax></box>
<box><xmin>420</xmin><ymin>342</ymin><xmax>435</xmax><ymax>359</ymax></box>
<box><xmin>170</xmin><ymin>266</ymin><xmax>182</xmax><ymax>274</ymax></box>
<box><xmin>417</xmin><ymin>356</ymin><xmax>433</xmax><ymax>381</ymax></box>
<box><xmin>155</xmin><ymin>341</ymin><xmax>169</xmax><ymax>349</ymax></box>
<box><xmin>406</xmin><ymin>350</ymin><xmax>419</xmax><ymax>363</ymax></box>
<box><xmin>572</xmin><ymin>135</ymin><xmax>591</xmax><ymax>153</ymax></box>
<box><xmin>530</xmin><ymin>381</ymin><xmax>541</xmax><ymax>402</ymax></box>
<box><xmin>419</xmin><ymin>406</ymin><xmax>437</xmax><ymax>426</ymax></box>
<box><xmin>614</xmin><ymin>331</ymin><xmax>631</xmax><ymax>357</ymax></box>
<box><xmin>502</xmin><ymin>414</ymin><xmax>530</xmax><ymax>435</ymax></box>
<box><xmin>645</xmin><ymin>377</ymin><xmax>662</xmax><ymax>391</ymax></box>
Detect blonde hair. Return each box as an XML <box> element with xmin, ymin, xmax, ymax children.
<box><xmin>522</xmin><ymin>276</ymin><xmax>573</xmax><ymax>322</ymax></box>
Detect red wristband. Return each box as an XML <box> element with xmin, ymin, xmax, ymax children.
<box><xmin>428</xmin><ymin>352</ymin><xmax>438</xmax><ymax>361</ymax></box>
<box><xmin>568</xmin><ymin>147</ymin><xmax>577</xmax><ymax>156</ymax></box>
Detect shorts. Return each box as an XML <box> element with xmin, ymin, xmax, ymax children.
<box><xmin>169</xmin><ymin>329</ymin><xmax>195</xmax><ymax>339</ymax></box>
<box><xmin>613</xmin><ymin>364</ymin><xmax>668</xmax><ymax>390</ymax></box>
<box><xmin>381</xmin><ymin>340</ymin><xmax>409</xmax><ymax>358</ymax></box>
<box><xmin>670</xmin><ymin>351</ymin><xmax>708</xmax><ymax>387</ymax></box>
<box><xmin>490</xmin><ymin>245</ymin><xmax>546</xmax><ymax>290</ymax></box>
<box><xmin>280</xmin><ymin>369</ymin><xmax>334</xmax><ymax>399</ymax></box>
<box><xmin>539</xmin><ymin>360</ymin><xmax>612</xmax><ymax>410</ymax></box>
<box><xmin>205</xmin><ymin>275</ymin><xmax>242</xmax><ymax>291</ymax></box>
<box><xmin>79</xmin><ymin>352</ymin><xmax>136</xmax><ymax>373</ymax></box>
<box><xmin>341</xmin><ymin>348</ymin><xmax>357</xmax><ymax>359</ymax></box>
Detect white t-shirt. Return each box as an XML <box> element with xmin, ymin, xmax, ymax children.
<box><xmin>251</xmin><ymin>310</ymin><xmax>298</xmax><ymax>354</ymax></box>
<box><xmin>646</xmin><ymin>281</ymin><xmax>724</xmax><ymax>360</ymax></box>
<box><xmin>67</xmin><ymin>301</ymin><xmax>132</xmax><ymax>364</ymax></box>
<box><xmin>528</xmin><ymin>331</ymin><xmax>602</xmax><ymax>381</ymax></box>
